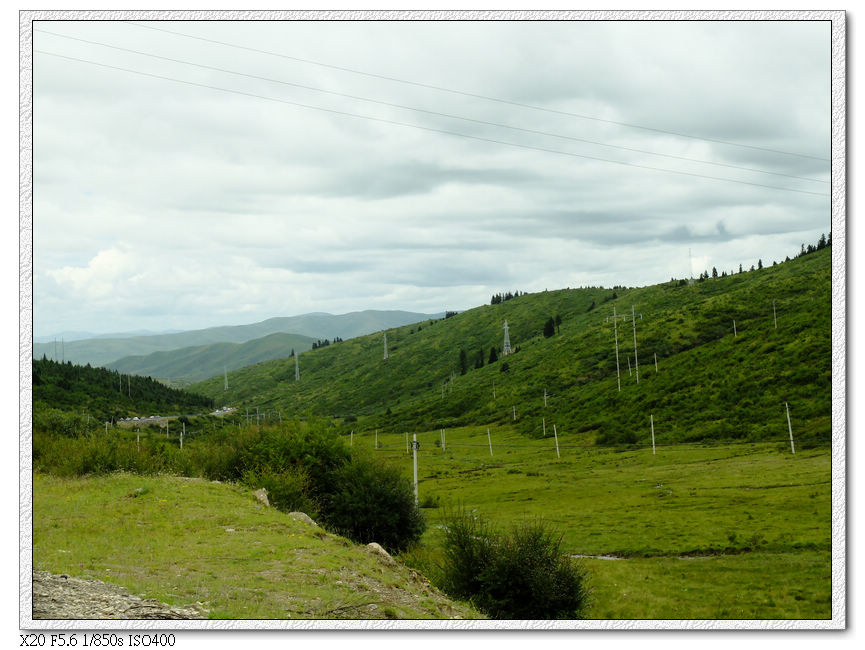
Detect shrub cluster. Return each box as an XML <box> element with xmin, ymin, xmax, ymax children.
<box><xmin>438</xmin><ymin>511</ymin><xmax>590</xmax><ymax>619</ymax></box>
<box><xmin>33</xmin><ymin>409</ymin><xmax>425</xmax><ymax>553</ymax></box>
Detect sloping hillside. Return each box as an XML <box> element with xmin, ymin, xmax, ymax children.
<box><xmin>33</xmin><ymin>358</ymin><xmax>214</xmax><ymax>421</ymax></box>
<box><xmin>191</xmin><ymin>248</ymin><xmax>831</xmax><ymax>446</ymax></box>
<box><xmin>33</xmin><ymin>473</ymin><xmax>480</xmax><ymax>620</ymax></box>
<box><xmin>34</xmin><ymin>310</ymin><xmax>443</xmax><ymax>367</ymax></box>
<box><xmin>105</xmin><ymin>331</ymin><xmax>317</xmax><ymax>384</ymax></box>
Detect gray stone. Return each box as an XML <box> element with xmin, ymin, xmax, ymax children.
<box><xmin>253</xmin><ymin>488</ymin><xmax>269</xmax><ymax>507</ymax></box>
<box><xmin>288</xmin><ymin>511</ymin><xmax>317</xmax><ymax>527</ymax></box>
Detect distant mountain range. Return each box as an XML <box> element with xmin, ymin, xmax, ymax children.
<box><xmin>33</xmin><ymin>310</ymin><xmax>444</xmax><ymax>369</ymax></box>
<box><xmin>34</xmin><ymin>329</ymin><xmax>184</xmax><ymax>344</ymax></box>
<box><xmin>105</xmin><ymin>332</ymin><xmax>318</xmax><ymax>384</ymax></box>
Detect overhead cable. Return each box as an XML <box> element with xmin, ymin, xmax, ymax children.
<box><xmin>35</xmin><ymin>28</ymin><xmax>828</xmax><ymax>186</ymax></box>
<box><xmin>35</xmin><ymin>49</ymin><xmax>830</xmax><ymax>198</ymax></box>
<box><xmin>121</xmin><ymin>20</ymin><xmax>831</xmax><ymax>162</ymax></box>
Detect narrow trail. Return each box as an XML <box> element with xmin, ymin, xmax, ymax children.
<box><xmin>31</xmin><ymin>570</ymin><xmax>207</xmax><ymax>620</ymax></box>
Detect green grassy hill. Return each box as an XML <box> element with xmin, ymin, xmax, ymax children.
<box><xmin>33</xmin><ymin>473</ymin><xmax>481</xmax><ymax>620</ymax></box>
<box><xmin>191</xmin><ymin>247</ymin><xmax>831</xmax><ymax>447</ymax></box>
<box><xmin>34</xmin><ymin>310</ymin><xmax>443</xmax><ymax>368</ymax></box>
<box><xmin>33</xmin><ymin>358</ymin><xmax>214</xmax><ymax>422</ymax></box>
<box><xmin>105</xmin><ymin>331</ymin><xmax>317</xmax><ymax>384</ymax></box>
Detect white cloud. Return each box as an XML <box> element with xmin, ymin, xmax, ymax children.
<box><xmin>31</xmin><ymin>17</ymin><xmax>833</xmax><ymax>337</ymax></box>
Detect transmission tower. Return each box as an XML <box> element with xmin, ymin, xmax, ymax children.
<box><xmin>502</xmin><ymin>320</ymin><xmax>512</xmax><ymax>357</ymax></box>
<box><xmin>688</xmin><ymin>248</ymin><xmax>695</xmax><ymax>286</ymax></box>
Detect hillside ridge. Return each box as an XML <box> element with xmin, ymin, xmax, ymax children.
<box><xmin>190</xmin><ymin>247</ymin><xmax>831</xmax><ymax>447</ymax></box>
<box><xmin>34</xmin><ymin>309</ymin><xmax>444</xmax><ymax>368</ymax></box>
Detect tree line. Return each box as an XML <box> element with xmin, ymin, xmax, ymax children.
<box><xmin>33</xmin><ymin>357</ymin><xmax>214</xmax><ymax>422</ymax></box>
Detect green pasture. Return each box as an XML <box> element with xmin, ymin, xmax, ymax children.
<box><xmin>352</xmin><ymin>424</ymin><xmax>832</xmax><ymax>619</ymax></box>
<box><xmin>32</xmin><ymin>472</ymin><xmax>481</xmax><ymax>620</ymax></box>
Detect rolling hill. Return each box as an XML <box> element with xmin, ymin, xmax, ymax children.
<box><xmin>105</xmin><ymin>331</ymin><xmax>317</xmax><ymax>384</ymax></box>
<box><xmin>33</xmin><ymin>310</ymin><xmax>444</xmax><ymax>368</ymax></box>
<box><xmin>190</xmin><ymin>247</ymin><xmax>831</xmax><ymax>447</ymax></box>
<box><xmin>32</xmin><ymin>357</ymin><xmax>214</xmax><ymax>421</ymax></box>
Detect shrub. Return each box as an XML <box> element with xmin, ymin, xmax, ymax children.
<box><xmin>321</xmin><ymin>453</ymin><xmax>425</xmax><ymax>553</ymax></box>
<box><xmin>33</xmin><ymin>406</ymin><xmax>90</xmax><ymax>438</ymax></box>
<box><xmin>241</xmin><ymin>465</ymin><xmax>316</xmax><ymax>515</ymax></box>
<box><xmin>439</xmin><ymin>511</ymin><xmax>590</xmax><ymax>619</ymax></box>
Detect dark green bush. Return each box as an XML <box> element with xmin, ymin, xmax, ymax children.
<box><xmin>241</xmin><ymin>465</ymin><xmax>316</xmax><ymax>515</ymax></box>
<box><xmin>321</xmin><ymin>453</ymin><xmax>425</xmax><ymax>553</ymax></box>
<box><xmin>439</xmin><ymin>511</ymin><xmax>590</xmax><ymax>619</ymax></box>
<box><xmin>33</xmin><ymin>407</ymin><xmax>91</xmax><ymax>438</ymax></box>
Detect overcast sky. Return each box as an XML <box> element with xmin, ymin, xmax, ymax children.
<box><xmin>31</xmin><ymin>18</ymin><xmax>832</xmax><ymax>338</ymax></box>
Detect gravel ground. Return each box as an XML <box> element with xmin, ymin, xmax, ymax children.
<box><xmin>32</xmin><ymin>571</ymin><xmax>208</xmax><ymax>620</ymax></box>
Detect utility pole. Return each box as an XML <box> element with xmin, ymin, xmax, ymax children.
<box><xmin>632</xmin><ymin>305</ymin><xmax>639</xmax><ymax>383</ymax></box>
<box><xmin>613</xmin><ymin>306</ymin><xmax>621</xmax><ymax>391</ymax></box>
<box><xmin>383</xmin><ymin>333</ymin><xmax>388</xmax><ymax>361</ymax></box>
<box><xmin>773</xmin><ymin>300</ymin><xmax>778</xmax><ymax>329</ymax></box>
<box><xmin>650</xmin><ymin>414</ymin><xmax>656</xmax><ymax>455</ymax></box>
<box><xmin>295</xmin><ymin>353</ymin><xmax>300</xmax><ymax>381</ymax></box>
<box><xmin>786</xmin><ymin>402</ymin><xmax>795</xmax><ymax>454</ymax></box>
<box><xmin>553</xmin><ymin>424</ymin><xmax>560</xmax><ymax>459</ymax></box>
<box><xmin>412</xmin><ymin>434</ymin><xmax>419</xmax><ymax>505</ymax></box>
<box><xmin>224</xmin><ymin>365</ymin><xmax>228</xmax><ymax>391</ymax></box>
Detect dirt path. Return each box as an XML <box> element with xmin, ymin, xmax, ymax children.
<box><xmin>32</xmin><ymin>571</ymin><xmax>207</xmax><ymax>620</ymax></box>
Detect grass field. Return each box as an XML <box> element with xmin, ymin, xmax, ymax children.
<box><xmin>357</xmin><ymin>424</ymin><xmax>832</xmax><ymax>619</ymax></box>
<box><xmin>31</xmin><ymin>421</ymin><xmax>832</xmax><ymax>620</ymax></box>
<box><xmin>32</xmin><ymin>472</ymin><xmax>481</xmax><ymax>620</ymax></box>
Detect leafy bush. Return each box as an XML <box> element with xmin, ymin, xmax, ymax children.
<box><xmin>33</xmin><ymin>407</ymin><xmax>91</xmax><ymax>438</ymax></box>
<box><xmin>439</xmin><ymin>511</ymin><xmax>590</xmax><ymax>619</ymax></box>
<box><xmin>241</xmin><ymin>465</ymin><xmax>315</xmax><ymax>514</ymax></box>
<box><xmin>321</xmin><ymin>453</ymin><xmax>425</xmax><ymax>553</ymax></box>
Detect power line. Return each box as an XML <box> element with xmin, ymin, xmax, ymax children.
<box><xmin>121</xmin><ymin>20</ymin><xmax>830</xmax><ymax>163</ymax></box>
<box><xmin>34</xmin><ymin>28</ymin><xmax>828</xmax><ymax>186</ymax></box>
<box><xmin>35</xmin><ymin>50</ymin><xmax>829</xmax><ymax>198</ymax></box>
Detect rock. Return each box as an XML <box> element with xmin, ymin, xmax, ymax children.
<box><xmin>366</xmin><ymin>542</ymin><xmax>395</xmax><ymax>566</ymax></box>
<box><xmin>288</xmin><ymin>511</ymin><xmax>317</xmax><ymax>527</ymax></box>
<box><xmin>32</xmin><ymin>570</ymin><xmax>206</xmax><ymax>620</ymax></box>
<box><xmin>253</xmin><ymin>488</ymin><xmax>269</xmax><ymax>507</ymax></box>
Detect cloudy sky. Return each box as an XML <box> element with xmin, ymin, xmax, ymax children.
<box><xmin>31</xmin><ymin>17</ymin><xmax>832</xmax><ymax>338</ymax></box>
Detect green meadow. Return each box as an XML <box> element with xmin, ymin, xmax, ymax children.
<box><xmin>33</xmin><ymin>472</ymin><xmax>481</xmax><ymax>620</ymax></box>
<box><xmin>360</xmin><ymin>424</ymin><xmax>831</xmax><ymax>619</ymax></box>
